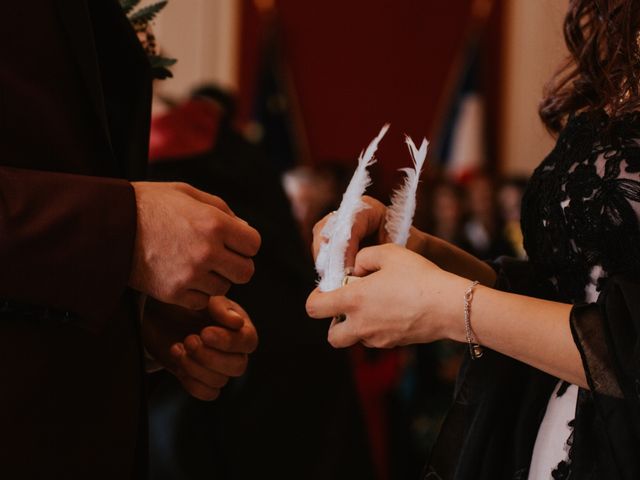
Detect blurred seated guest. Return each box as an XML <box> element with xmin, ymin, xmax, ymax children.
<box><xmin>282</xmin><ymin>165</ymin><xmax>346</xmax><ymax>248</ymax></box>
<box><xmin>462</xmin><ymin>173</ymin><xmax>516</xmax><ymax>259</ymax></box>
<box><xmin>146</xmin><ymin>84</ymin><xmax>373</xmax><ymax>480</ymax></box>
<box><xmin>405</xmin><ymin>179</ymin><xmax>467</xmax><ymax>463</ymax></box>
<box><xmin>498</xmin><ymin>177</ymin><xmax>529</xmax><ymax>259</ymax></box>
<box><xmin>424</xmin><ymin>179</ymin><xmax>471</xmax><ymax>250</ymax></box>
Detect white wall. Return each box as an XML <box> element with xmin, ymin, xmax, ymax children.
<box><xmin>500</xmin><ymin>0</ymin><xmax>569</xmax><ymax>175</ymax></box>
<box><xmin>149</xmin><ymin>0</ymin><xmax>241</xmax><ymax>99</ymax></box>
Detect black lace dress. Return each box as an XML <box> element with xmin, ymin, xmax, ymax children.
<box><xmin>423</xmin><ymin>110</ymin><xmax>640</xmax><ymax>479</ymax></box>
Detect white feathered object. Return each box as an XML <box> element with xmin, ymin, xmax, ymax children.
<box><xmin>385</xmin><ymin>135</ymin><xmax>428</xmax><ymax>246</ymax></box>
<box><xmin>316</xmin><ymin>123</ymin><xmax>390</xmax><ymax>291</ymax></box>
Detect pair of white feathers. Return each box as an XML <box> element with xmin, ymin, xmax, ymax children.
<box><xmin>315</xmin><ymin>124</ymin><xmax>428</xmax><ymax>292</ymax></box>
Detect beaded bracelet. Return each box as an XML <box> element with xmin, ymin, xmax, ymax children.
<box><xmin>464</xmin><ymin>280</ymin><xmax>484</xmax><ymax>360</ymax></box>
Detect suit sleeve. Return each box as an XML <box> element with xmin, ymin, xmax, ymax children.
<box><xmin>0</xmin><ymin>166</ymin><xmax>137</xmax><ymax>332</ymax></box>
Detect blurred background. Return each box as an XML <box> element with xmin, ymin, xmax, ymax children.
<box><xmin>144</xmin><ymin>1</ymin><xmax>569</xmax><ymax>479</ymax></box>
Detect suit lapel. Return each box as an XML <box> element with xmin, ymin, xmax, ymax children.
<box><xmin>55</xmin><ymin>0</ymin><xmax>152</xmax><ymax>180</ymax></box>
<box><xmin>102</xmin><ymin>0</ymin><xmax>152</xmax><ymax>181</ymax></box>
<box><xmin>54</xmin><ymin>0</ymin><xmax>115</xmax><ymax>160</ymax></box>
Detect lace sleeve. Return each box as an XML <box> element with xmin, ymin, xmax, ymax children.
<box><xmin>566</xmin><ymin>135</ymin><xmax>640</xmax><ymax>400</ymax></box>
<box><xmin>571</xmin><ymin>274</ymin><xmax>640</xmax><ymax>401</ymax></box>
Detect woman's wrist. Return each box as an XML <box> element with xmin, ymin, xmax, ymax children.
<box><xmin>414</xmin><ymin>270</ymin><xmax>473</xmax><ymax>344</ymax></box>
<box><xmin>444</xmin><ymin>275</ymin><xmax>480</xmax><ymax>343</ymax></box>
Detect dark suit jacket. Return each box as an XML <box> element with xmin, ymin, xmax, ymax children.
<box><xmin>0</xmin><ymin>1</ymin><xmax>151</xmax><ymax>478</ymax></box>
<box><xmin>148</xmin><ymin>122</ymin><xmax>374</xmax><ymax>480</ymax></box>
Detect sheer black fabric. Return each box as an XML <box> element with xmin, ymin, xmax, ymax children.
<box><xmin>423</xmin><ymin>111</ymin><xmax>640</xmax><ymax>479</ymax></box>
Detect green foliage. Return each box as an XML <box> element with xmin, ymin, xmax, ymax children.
<box><xmin>120</xmin><ymin>0</ymin><xmax>176</xmax><ymax>80</ymax></box>
<box><xmin>149</xmin><ymin>55</ymin><xmax>176</xmax><ymax>80</ymax></box>
<box><xmin>129</xmin><ymin>1</ymin><xmax>169</xmax><ymax>24</ymax></box>
<box><xmin>149</xmin><ymin>56</ymin><xmax>177</xmax><ymax>69</ymax></box>
<box><xmin>119</xmin><ymin>0</ymin><xmax>141</xmax><ymax>15</ymax></box>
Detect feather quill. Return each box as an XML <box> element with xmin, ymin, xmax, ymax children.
<box><xmin>385</xmin><ymin>135</ymin><xmax>428</xmax><ymax>246</ymax></box>
<box><xmin>316</xmin><ymin>123</ymin><xmax>390</xmax><ymax>291</ymax></box>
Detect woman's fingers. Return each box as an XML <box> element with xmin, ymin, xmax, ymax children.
<box><xmin>353</xmin><ymin>244</ymin><xmax>396</xmax><ymax>277</ymax></box>
<box><xmin>327</xmin><ymin>317</ymin><xmax>361</xmax><ymax>348</ymax></box>
<box><xmin>311</xmin><ymin>215</ymin><xmax>330</xmax><ymax>261</ymax></box>
<box><xmin>306</xmin><ymin>285</ymin><xmax>356</xmax><ymax>319</ymax></box>
<box><xmin>311</xmin><ymin>196</ymin><xmax>388</xmax><ymax>264</ymax></box>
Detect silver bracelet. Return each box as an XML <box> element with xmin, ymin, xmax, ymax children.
<box><xmin>464</xmin><ymin>280</ymin><xmax>484</xmax><ymax>360</ymax></box>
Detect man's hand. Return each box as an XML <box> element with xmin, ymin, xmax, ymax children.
<box><xmin>129</xmin><ymin>182</ymin><xmax>261</xmax><ymax>310</ymax></box>
<box><xmin>143</xmin><ymin>296</ymin><xmax>258</xmax><ymax>401</ymax></box>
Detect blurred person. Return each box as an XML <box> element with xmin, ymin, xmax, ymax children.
<box><xmin>405</xmin><ymin>179</ymin><xmax>467</xmax><ymax>465</ymax></box>
<box><xmin>425</xmin><ymin>179</ymin><xmax>471</xmax><ymax>249</ymax></box>
<box><xmin>463</xmin><ymin>173</ymin><xmax>516</xmax><ymax>259</ymax></box>
<box><xmin>282</xmin><ymin>165</ymin><xmax>344</xmax><ymax>248</ymax></box>
<box><xmin>0</xmin><ymin>3</ymin><xmax>260</xmax><ymax>479</ymax></box>
<box><xmin>306</xmin><ymin>1</ymin><xmax>640</xmax><ymax>478</ymax></box>
<box><xmin>147</xmin><ymin>85</ymin><xmax>373</xmax><ymax>480</ymax></box>
<box><xmin>499</xmin><ymin>177</ymin><xmax>529</xmax><ymax>259</ymax></box>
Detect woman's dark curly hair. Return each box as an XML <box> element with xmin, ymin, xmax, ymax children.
<box><xmin>540</xmin><ymin>0</ymin><xmax>640</xmax><ymax>133</ymax></box>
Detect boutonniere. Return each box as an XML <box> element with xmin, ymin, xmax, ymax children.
<box><xmin>120</xmin><ymin>0</ymin><xmax>177</xmax><ymax>79</ymax></box>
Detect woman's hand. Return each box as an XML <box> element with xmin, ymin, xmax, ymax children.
<box><xmin>306</xmin><ymin>244</ymin><xmax>468</xmax><ymax>348</ymax></box>
<box><xmin>311</xmin><ymin>195</ymin><xmax>495</xmax><ymax>286</ymax></box>
<box><xmin>306</xmin><ymin>244</ymin><xmax>586</xmax><ymax>389</ymax></box>
<box><xmin>312</xmin><ymin>196</ymin><xmax>391</xmax><ymax>269</ymax></box>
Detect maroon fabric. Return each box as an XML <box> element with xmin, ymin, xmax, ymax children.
<box><xmin>237</xmin><ymin>0</ymin><xmax>477</xmax><ymax>194</ymax></box>
<box><xmin>149</xmin><ymin>100</ymin><xmax>222</xmax><ymax>162</ymax></box>
<box><xmin>0</xmin><ymin>0</ymin><xmax>151</xmax><ymax>478</ymax></box>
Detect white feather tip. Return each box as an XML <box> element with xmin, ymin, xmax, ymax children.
<box><xmin>315</xmin><ymin>123</ymin><xmax>390</xmax><ymax>291</ymax></box>
<box><xmin>385</xmin><ymin>135</ymin><xmax>428</xmax><ymax>246</ymax></box>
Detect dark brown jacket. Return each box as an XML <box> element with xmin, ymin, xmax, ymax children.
<box><xmin>0</xmin><ymin>1</ymin><xmax>151</xmax><ymax>478</ymax></box>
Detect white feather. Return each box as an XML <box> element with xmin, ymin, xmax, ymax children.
<box><xmin>316</xmin><ymin>123</ymin><xmax>390</xmax><ymax>291</ymax></box>
<box><xmin>385</xmin><ymin>135</ymin><xmax>428</xmax><ymax>246</ymax></box>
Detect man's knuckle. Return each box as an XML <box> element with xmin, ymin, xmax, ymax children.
<box><xmin>189</xmin><ymin>249</ymin><xmax>208</xmax><ymax>269</ymax></box>
<box><xmin>167</xmin><ymin>284</ymin><xmax>185</xmax><ymax>304</ymax></box>
<box><xmin>214</xmin><ymin>376</ymin><xmax>229</xmax><ymax>388</ymax></box>
<box><xmin>203</xmin><ymin>217</ymin><xmax>223</xmax><ymax>237</ymax></box>
<box><xmin>217</xmin><ymin>333</ymin><xmax>232</xmax><ymax>351</ymax></box>
<box><xmin>252</xmin><ymin>231</ymin><xmax>262</xmax><ymax>254</ymax></box>
<box><xmin>230</xmin><ymin>360</ymin><xmax>247</xmax><ymax>377</ymax></box>
<box><xmin>186</xmin><ymin>296</ymin><xmax>207</xmax><ymax>311</ymax></box>
<box><xmin>248</xmin><ymin>334</ymin><xmax>259</xmax><ymax>352</ymax></box>
<box><xmin>238</xmin><ymin>261</ymin><xmax>255</xmax><ymax>283</ymax></box>
<box><xmin>217</xmin><ymin>281</ymin><xmax>234</xmax><ymax>297</ymax></box>
<box><xmin>173</xmin><ymin>182</ymin><xmax>191</xmax><ymax>193</ymax></box>
<box><xmin>186</xmin><ymin>270</ymin><xmax>201</xmax><ymax>291</ymax></box>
